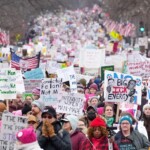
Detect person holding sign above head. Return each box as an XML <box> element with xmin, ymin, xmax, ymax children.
<box><xmin>80</xmin><ymin>117</ymin><xmax>119</xmax><ymax>150</ymax></box>
<box><xmin>115</xmin><ymin>115</ymin><xmax>150</xmax><ymax>150</ymax></box>
<box><xmin>37</xmin><ymin>106</ymin><xmax>72</xmax><ymax>150</ymax></box>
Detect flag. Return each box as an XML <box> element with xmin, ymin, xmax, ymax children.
<box><xmin>11</xmin><ymin>52</ymin><xmax>40</xmax><ymax>71</ymax></box>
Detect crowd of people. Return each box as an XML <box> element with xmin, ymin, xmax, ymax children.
<box><xmin>0</xmin><ymin>77</ymin><xmax>150</xmax><ymax>150</ymax></box>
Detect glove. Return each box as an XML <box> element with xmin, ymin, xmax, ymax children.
<box><xmin>42</xmin><ymin>120</ymin><xmax>56</xmax><ymax>137</ymax></box>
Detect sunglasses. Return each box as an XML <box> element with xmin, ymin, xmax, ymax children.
<box><xmin>42</xmin><ymin>115</ymin><xmax>53</xmax><ymax>119</ymax></box>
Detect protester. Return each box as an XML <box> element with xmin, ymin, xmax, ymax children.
<box><xmin>27</xmin><ymin>115</ymin><xmax>38</xmax><ymax>129</ymax></box>
<box><xmin>32</xmin><ymin>87</ymin><xmax>40</xmax><ymax>100</ymax></box>
<box><xmin>62</xmin><ymin>115</ymin><xmax>86</xmax><ymax>150</ymax></box>
<box><xmin>78</xmin><ymin>118</ymin><xmax>88</xmax><ymax>135</ymax></box>
<box><xmin>0</xmin><ymin>101</ymin><xmax>6</xmax><ymax>113</ymax></box>
<box><xmin>80</xmin><ymin>117</ymin><xmax>119</xmax><ymax>150</ymax></box>
<box><xmin>14</xmin><ymin>126</ymin><xmax>43</xmax><ymax>150</ymax></box>
<box><xmin>37</xmin><ymin>106</ymin><xmax>72</xmax><ymax>150</ymax></box>
<box><xmin>88</xmin><ymin>96</ymin><xmax>99</xmax><ymax>108</ymax></box>
<box><xmin>89</xmin><ymin>83</ymin><xmax>98</xmax><ymax>94</ymax></box>
<box><xmin>115</xmin><ymin>115</ymin><xmax>150</xmax><ymax>149</ymax></box>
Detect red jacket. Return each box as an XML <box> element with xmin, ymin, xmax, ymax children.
<box><xmin>80</xmin><ymin>136</ymin><xmax>119</xmax><ymax>150</ymax></box>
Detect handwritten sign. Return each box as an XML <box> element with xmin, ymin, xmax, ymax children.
<box><xmin>1</xmin><ymin>114</ymin><xmax>27</xmax><ymax>142</ymax></box>
<box><xmin>40</xmin><ymin>78</ymin><xmax>62</xmax><ymax>106</ymax></box>
<box><xmin>79</xmin><ymin>49</ymin><xmax>105</xmax><ymax>68</ymax></box>
<box><xmin>16</xmin><ymin>71</ymin><xmax>25</xmax><ymax>93</ymax></box>
<box><xmin>104</xmin><ymin>71</ymin><xmax>142</xmax><ymax>105</ymax></box>
<box><xmin>24</xmin><ymin>79</ymin><xmax>42</xmax><ymax>93</ymax></box>
<box><xmin>24</xmin><ymin>68</ymin><xmax>44</xmax><ymax>79</ymax></box>
<box><xmin>56</xmin><ymin>93</ymin><xmax>84</xmax><ymax>115</ymax></box>
<box><xmin>0</xmin><ymin>69</ymin><xmax>16</xmax><ymax>99</ymax></box>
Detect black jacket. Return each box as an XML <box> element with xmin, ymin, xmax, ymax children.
<box><xmin>37</xmin><ymin>121</ymin><xmax>72</xmax><ymax>150</ymax></box>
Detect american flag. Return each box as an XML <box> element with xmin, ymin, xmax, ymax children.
<box><xmin>11</xmin><ymin>52</ymin><xmax>40</xmax><ymax>71</ymax></box>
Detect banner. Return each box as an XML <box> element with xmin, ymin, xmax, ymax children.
<box><xmin>40</xmin><ymin>78</ymin><xmax>62</xmax><ymax>106</ymax></box>
<box><xmin>104</xmin><ymin>71</ymin><xmax>142</xmax><ymax>104</ymax></box>
<box><xmin>24</xmin><ymin>79</ymin><xmax>41</xmax><ymax>93</ymax></box>
<box><xmin>57</xmin><ymin>66</ymin><xmax>77</xmax><ymax>93</ymax></box>
<box><xmin>1</xmin><ymin>114</ymin><xmax>27</xmax><ymax>142</ymax></box>
<box><xmin>101</xmin><ymin>65</ymin><xmax>114</xmax><ymax>81</ymax></box>
<box><xmin>24</xmin><ymin>68</ymin><xmax>44</xmax><ymax>79</ymax></box>
<box><xmin>79</xmin><ymin>49</ymin><xmax>105</xmax><ymax>68</ymax></box>
<box><xmin>0</xmin><ymin>69</ymin><xmax>16</xmax><ymax>99</ymax></box>
<box><xmin>56</xmin><ymin>93</ymin><xmax>84</xmax><ymax>115</ymax></box>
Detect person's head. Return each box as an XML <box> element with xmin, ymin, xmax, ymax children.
<box><xmin>87</xmin><ymin>106</ymin><xmax>97</xmax><ymax>121</ymax></box>
<box><xmin>27</xmin><ymin>115</ymin><xmax>37</xmax><ymax>129</ymax></box>
<box><xmin>41</xmin><ymin>106</ymin><xmax>57</xmax><ymax>124</ymax></box>
<box><xmin>89</xmin><ymin>83</ymin><xmax>98</xmax><ymax>94</ymax></box>
<box><xmin>77</xmin><ymin>82</ymin><xmax>84</xmax><ymax>94</ymax></box>
<box><xmin>0</xmin><ymin>102</ymin><xmax>6</xmax><ymax>113</ymax></box>
<box><xmin>25</xmin><ymin>96</ymin><xmax>33</xmax><ymax>103</ymax></box>
<box><xmin>22</xmin><ymin>104</ymin><xmax>32</xmax><ymax>116</ymax></box>
<box><xmin>104</xmin><ymin>104</ymin><xmax>114</xmax><ymax>118</ymax></box>
<box><xmin>31</xmin><ymin>100</ymin><xmax>45</xmax><ymax>116</ymax></box>
<box><xmin>16</xmin><ymin>126</ymin><xmax>37</xmax><ymax>144</ymax></box>
<box><xmin>89</xmin><ymin>96</ymin><xmax>99</xmax><ymax>107</ymax></box>
<box><xmin>88</xmin><ymin>117</ymin><xmax>108</xmax><ymax>139</ymax></box>
<box><xmin>127</xmin><ymin>80</ymin><xmax>136</xmax><ymax>90</ymax></box>
<box><xmin>108</xmin><ymin>78</ymin><xmax>114</xmax><ymax>87</ymax></box>
<box><xmin>143</xmin><ymin>104</ymin><xmax>150</xmax><ymax>116</ymax></box>
<box><xmin>32</xmin><ymin>87</ymin><xmax>40</xmax><ymax>100</ymax></box>
<box><xmin>12</xmin><ymin>93</ymin><xmax>23</xmax><ymax>104</ymax></box>
<box><xmin>120</xmin><ymin>115</ymin><xmax>133</xmax><ymax>133</ymax></box>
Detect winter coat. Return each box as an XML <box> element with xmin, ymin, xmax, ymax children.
<box><xmin>37</xmin><ymin>120</ymin><xmax>72</xmax><ymax>150</ymax></box>
<box><xmin>115</xmin><ymin>130</ymin><xmax>150</xmax><ymax>150</ymax></box>
<box><xmin>70</xmin><ymin>129</ymin><xmax>86</xmax><ymax>150</ymax></box>
<box><xmin>80</xmin><ymin>136</ymin><xmax>119</xmax><ymax>150</ymax></box>
<box><xmin>14</xmin><ymin>141</ymin><xmax>43</xmax><ymax>150</ymax></box>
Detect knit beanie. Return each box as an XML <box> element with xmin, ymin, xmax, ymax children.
<box><xmin>143</xmin><ymin>104</ymin><xmax>150</xmax><ymax>112</ymax></box>
<box><xmin>32</xmin><ymin>100</ymin><xmax>45</xmax><ymax>111</ymax></box>
<box><xmin>16</xmin><ymin>127</ymin><xmax>37</xmax><ymax>144</ymax></box>
<box><xmin>22</xmin><ymin>104</ymin><xmax>31</xmax><ymax>115</ymax></box>
<box><xmin>0</xmin><ymin>102</ymin><xmax>6</xmax><ymax>113</ymax></box>
<box><xmin>89</xmin><ymin>83</ymin><xmax>98</xmax><ymax>91</ymax></box>
<box><xmin>42</xmin><ymin>106</ymin><xmax>57</xmax><ymax>118</ymax></box>
<box><xmin>120</xmin><ymin>115</ymin><xmax>133</xmax><ymax>125</ymax></box>
<box><xmin>90</xmin><ymin>117</ymin><xmax>106</xmax><ymax>127</ymax></box>
<box><xmin>32</xmin><ymin>87</ymin><xmax>40</xmax><ymax>96</ymax></box>
<box><xmin>62</xmin><ymin>115</ymin><xmax>79</xmax><ymax>131</ymax></box>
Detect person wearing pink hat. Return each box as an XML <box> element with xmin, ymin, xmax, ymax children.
<box><xmin>32</xmin><ymin>87</ymin><xmax>40</xmax><ymax>100</ymax></box>
<box><xmin>14</xmin><ymin>126</ymin><xmax>43</xmax><ymax>150</ymax></box>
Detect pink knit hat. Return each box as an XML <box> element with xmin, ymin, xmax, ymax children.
<box><xmin>32</xmin><ymin>87</ymin><xmax>40</xmax><ymax>96</ymax></box>
<box><xmin>89</xmin><ymin>83</ymin><xmax>98</xmax><ymax>91</ymax></box>
<box><xmin>16</xmin><ymin>127</ymin><xmax>36</xmax><ymax>144</ymax></box>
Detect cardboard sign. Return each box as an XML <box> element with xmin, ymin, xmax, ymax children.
<box><xmin>79</xmin><ymin>49</ymin><xmax>105</xmax><ymax>68</ymax></box>
<box><xmin>104</xmin><ymin>71</ymin><xmax>142</xmax><ymax>105</ymax></box>
<box><xmin>24</xmin><ymin>79</ymin><xmax>41</xmax><ymax>93</ymax></box>
<box><xmin>0</xmin><ymin>69</ymin><xmax>17</xmax><ymax>99</ymax></box>
<box><xmin>101</xmin><ymin>65</ymin><xmax>114</xmax><ymax>81</ymax></box>
<box><xmin>56</xmin><ymin>93</ymin><xmax>84</xmax><ymax>115</ymax></box>
<box><xmin>1</xmin><ymin>114</ymin><xmax>27</xmax><ymax>142</ymax></box>
<box><xmin>40</xmin><ymin>78</ymin><xmax>62</xmax><ymax>106</ymax></box>
<box><xmin>24</xmin><ymin>68</ymin><xmax>44</xmax><ymax>79</ymax></box>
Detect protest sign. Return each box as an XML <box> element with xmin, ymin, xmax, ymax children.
<box><xmin>24</xmin><ymin>79</ymin><xmax>41</xmax><ymax>93</ymax></box>
<box><xmin>147</xmin><ymin>78</ymin><xmax>150</xmax><ymax>101</ymax></box>
<box><xmin>0</xmin><ymin>69</ymin><xmax>17</xmax><ymax>99</ymax></box>
<box><xmin>1</xmin><ymin>114</ymin><xmax>27</xmax><ymax>142</ymax></box>
<box><xmin>56</xmin><ymin>93</ymin><xmax>84</xmax><ymax>115</ymax></box>
<box><xmin>101</xmin><ymin>65</ymin><xmax>114</xmax><ymax>81</ymax></box>
<box><xmin>57</xmin><ymin>66</ymin><xmax>77</xmax><ymax>93</ymax></box>
<box><xmin>0</xmin><ymin>140</ymin><xmax>14</xmax><ymax>150</ymax></box>
<box><xmin>24</xmin><ymin>68</ymin><xmax>44</xmax><ymax>79</ymax></box>
<box><xmin>40</xmin><ymin>78</ymin><xmax>62</xmax><ymax>106</ymax></box>
<box><xmin>79</xmin><ymin>49</ymin><xmax>105</xmax><ymax>68</ymax></box>
<box><xmin>16</xmin><ymin>70</ymin><xmax>25</xmax><ymax>93</ymax></box>
<box><xmin>138</xmin><ymin>37</ymin><xmax>148</xmax><ymax>49</ymax></box>
<box><xmin>83</xmin><ymin>68</ymin><xmax>99</xmax><ymax>77</ymax></box>
<box><xmin>76</xmin><ymin>74</ymin><xmax>93</xmax><ymax>83</ymax></box>
<box><xmin>46</xmin><ymin>61</ymin><xmax>60</xmax><ymax>74</ymax></box>
<box><xmin>104</xmin><ymin>70</ymin><xmax>142</xmax><ymax>105</ymax></box>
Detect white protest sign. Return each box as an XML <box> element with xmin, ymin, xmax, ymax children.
<box><xmin>16</xmin><ymin>70</ymin><xmax>25</xmax><ymax>93</ymax></box>
<box><xmin>56</xmin><ymin>93</ymin><xmax>84</xmax><ymax>115</ymax></box>
<box><xmin>24</xmin><ymin>79</ymin><xmax>42</xmax><ymax>93</ymax></box>
<box><xmin>1</xmin><ymin>114</ymin><xmax>27</xmax><ymax>142</ymax></box>
<box><xmin>0</xmin><ymin>140</ymin><xmax>14</xmax><ymax>150</ymax></box>
<box><xmin>79</xmin><ymin>49</ymin><xmax>105</xmax><ymax>68</ymax></box>
<box><xmin>40</xmin><ymin>78</ymin><xmax>62</xmax><ymax>106</ymax></box>
<box><xmin>0</xmin><ymin>69</ymin><xmax>17</xmax><ymax>99</ymax></box>
<box><xmin>104</xmin><ymin>71</ymin><xmax>142</xmax><ymax>105</ymax></box>
<box><xmin>76</xmin><ymin>74</ymin><xmax>93</xmax><ymax>83</ymax></box>
<box><xmin>147</xmin><ymin>78</ymin><xmax>150</xmax><ymax>101</ymax></box>
<box><xmin>57</xmin><ymin>66</ymin><xmax>77</xmax><ymax>93</ymax></box>
<box><xmin>138</xmin><ymin>37</ymin><xmax>148</xmax><ymax>49</ymax></box>
<box><xmin>46</xmin><ymin>61</ymin><xmax>60</xmax><ymax>74</ymax></box>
